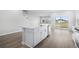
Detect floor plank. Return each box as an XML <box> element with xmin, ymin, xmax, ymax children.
<box><xmin>35</xmin><ymin>29</ymin><xmax>75</xmax><ymax>48</ymax></box>
<box><xmin>0</xmin><ymin>29</ymin><xmax>76</xmax><ymax>48</ymax></box>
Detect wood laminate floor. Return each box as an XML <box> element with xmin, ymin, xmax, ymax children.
<box><xmin>35</xmin><ymin>29</ymin><xmax>75</xmax><ymax>48</ymax></box>
<box><xmin>0</xmin><ymin>29</ymin><xmax>76</xmax><ymax>48</ymax></box>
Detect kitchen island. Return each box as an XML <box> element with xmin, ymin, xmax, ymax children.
<box><xmin>21</xmin><ymin>24</ymin><xmax>49</xmax><ymax>47</ymax></box>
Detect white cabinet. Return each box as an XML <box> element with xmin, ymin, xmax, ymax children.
<box><xmin>33</xmin><ymin>28</ymin><xmax>40</xmax><ymax>46</ymax></box>
<box><xmin>22</xmin><ymin>24</ymin><xmax>49</xmax><ymax>47</ymax></box>
<box><xmin>22</xmin><ymin>28</ymin><xmax>34</xmax><ymax>47</ymax></box>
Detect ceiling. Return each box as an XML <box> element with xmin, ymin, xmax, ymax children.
<box><xmin>27</xmin><ymin>10</ymin><xmax>75</xmax><ymax>13</ymax></box>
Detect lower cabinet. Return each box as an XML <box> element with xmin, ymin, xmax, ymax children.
<box><xmin>34</xmin><ymin>28</ymin><xmax>40</xmax><ymax>46</ymax></box>
<box><xmin>22</xmin><ymin>25</ymin><xmax>49</xmax><ymax>47</ymax></box>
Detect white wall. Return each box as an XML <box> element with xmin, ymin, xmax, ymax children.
<box><xmin>0</xmin><ymin>10</ymin><xmax>49</xmax><ymax>36</ymax></box>
<box><xmin>0</xmin><ymin>10</ymin><xmax>77</xmax><ymax>36</ymax></box>
<box><xmin>0</xmin><ymin>10</ymin><xmax>48</xmax><ymax>36</ymax></box>
<box><xmin>27</xmin><ymin>10</ymin><xmax>52</xmax><ymax>26</ymax></box>
<box><xmin>0</xmin><ymin>10</ymin><xmax>27</xmax><ymax>36</ymax></box>
<box><xmin>27</xmin><ymin>10</ymin><xmax>76</xmax><ymax>31</ymax></box>
<box><xmin>75</xmin><ymin>10</ymin><xmax>79</xmax><ymax>27</ymax></box>
<box><xmin>27</xmin><ymin>13</ymin><xmax>40</xmax><ymax>27</ymax></box>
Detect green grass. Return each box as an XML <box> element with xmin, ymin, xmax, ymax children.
<box><xmin>55</xmin><ymin>21</ymin><xmax>68</xmax><ymax>28</ymax></box>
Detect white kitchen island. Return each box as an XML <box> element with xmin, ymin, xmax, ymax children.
<box><xmin>21</xmin><ymin>24</ymin><xmax>49</xmax><ymax>47</ymax></box>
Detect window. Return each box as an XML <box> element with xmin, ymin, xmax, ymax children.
<box><xmin>76</xmin><ymin>16</ymin><xmax>79</xmax><ymax>26</ymax></box>
<box><xmin>55</xmin><ymin>16</ymin><xmax>69</xmax><ymax>28</ymax></box>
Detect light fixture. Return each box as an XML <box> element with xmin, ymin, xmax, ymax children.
<box><xmin>22</xmin><ymin>10</ymin><xmax>28</xmax><ymax>18</ymax></box>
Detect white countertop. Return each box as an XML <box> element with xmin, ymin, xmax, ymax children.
<box><xmin>20</xmin><ymin>24</ymin><xmax>49</xmax><ymax>29</ymax></box>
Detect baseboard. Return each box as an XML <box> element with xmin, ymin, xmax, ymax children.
<box><xmin>0</xmin><ymin>30</ymin><xmax>22</xmax><ymax>36</ymax></box>
<box><xmin>21</xmin><ymin>41</ymin><xmax>33</xmax><ymax>48</ymax></box>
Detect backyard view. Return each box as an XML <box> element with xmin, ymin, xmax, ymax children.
<box><xmin>55</xmin><ymin>16</ymin><xmax>68</xmax><ymax>28</ymax></box>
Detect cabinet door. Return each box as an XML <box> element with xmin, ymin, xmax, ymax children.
<box><xmin>40</xmin><ymin>26</ymin><xmax>48</xmax><ymax>40</ymax></box>
<box><xmin>23</xmin><ymin>28</ymin><xmax>34</xmax><ymax>47</ymax></box>
<box><xmin>44</xmin><ymin>27</ymin><xmax>48</xmax><ymax>37</ymax></box>
<box><xmin>34</xmin><ymin>28</ymin><xmax>40</xmax><ymax>46</ymax></box>
<box><xmin>41</xmin><ymin>29</ymin><xmax>45</xmax><ymax>40</ymax></box>
<box><xmin>39</xmin><ymin>27</ymin><xmax>44</xmax><ymax>40</ymax></box>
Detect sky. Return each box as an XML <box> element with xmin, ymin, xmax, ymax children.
<box><xmin>56</xmin><ymin>16</ymin><xmax>69</xmax><ymax>20</ymax></box>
